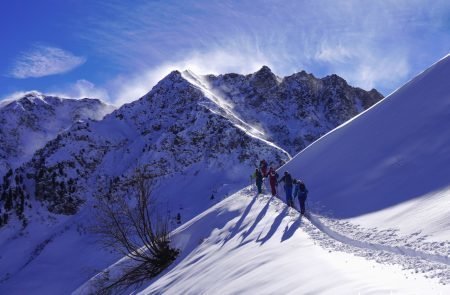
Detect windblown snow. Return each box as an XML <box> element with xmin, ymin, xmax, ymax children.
<box><xmin>75</xmin><ymin>55</ymin><xmax>450</xmax><ymax>294</ymax></box>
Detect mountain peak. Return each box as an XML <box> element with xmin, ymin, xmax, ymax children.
<box><xmin>251</xmin><ymin>65</ymin><xmax>278</xmax><ymax>89</ymax></box>
<box><xmin>156</xmin><ymin>70</ymin><xmax>188</xmax><ymax>87</ymax></box>
<box><xmin>321</xmin><ymin>73</ymin><xmax>348</xmax><ymax>87</ymax></box>
<box><xmin>257</xmin><ymin>65</ymin><xmax>273</xmax><ymax>74</ymax></box>
<box><xmin>22</xmin><ymin>90</ymin><xmax>44</xmax><ymax>99</ymax></box>
<box><xmin>12</xmin><ymin>92</ymin><xmax>50</xmax><ymax>110</ymax></box>
<box><xmin>167</xmin><ymin>69</ymin><xmax>182</xmax><ymax>78</ymax></box>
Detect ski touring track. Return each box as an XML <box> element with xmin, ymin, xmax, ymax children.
<box><xmin>251</xmin><ymin>189</ymin><xmax>450</xmax><ymax>285</ymax></box>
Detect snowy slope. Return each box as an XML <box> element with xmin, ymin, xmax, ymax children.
<box><xmin>280</xmin><ymin>54</ymin><xmax>450</xmax><ymax>242</ymax></box>
<box><xmin>78</xmin><ymin>55</ymin><xmax>450</xmax><ymax>294</ymax></box>
<box><xmin>78</xmin><ymin>190</ymin><xmax>450</xmax><ymax>294</ymax></box>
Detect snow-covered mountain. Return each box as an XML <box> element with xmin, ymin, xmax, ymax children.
<box><xmin>0</xmin><ymin>91</ymin><xmax>115</xmax><ymax>178</ymax></box>
<box><xmin>0</xmin><ymin>68</ymin><xmax>380</xmax><ymax>227</ymax></box>
<box><xmin>0</xmin><ymin>67</ymin><xmax>382</xmax><ymax>293</ymax></box>
<box><xmin>80</xmin><ymin>55</ymin><xmax>450</xmax><ymax>294</ymax></box>
<box><xmin>185</xmin><ymin>66</ymin><xmax>382</xmax><ymax>155</ymax></box>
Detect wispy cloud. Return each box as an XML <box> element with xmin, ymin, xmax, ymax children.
<box><xmin>9</xmin><ymin>45</ymin><xmax>86</xmax><ymax>78</ymax></box>
<box><xmin>73</xmin><ymin>0</ymin><xmax>450</xmax><ymax>103</ymax></box>
<box><xmin>68</xmin><ymin>79</ymin><xmax>110</xmax><ymax>100</ymax></box>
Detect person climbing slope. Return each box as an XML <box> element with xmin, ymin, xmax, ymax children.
<box><xmin>296</xmin><ymin>179</ymin><xmax>309</xmax><ymax>215</ymax></box>
<box><xmin>253</xmin><ymin>168</ymin><xmax>263</xmax><ymax>194</ymax></box>
<box><xmin>268</xmin><ymin>167</ymin><xmax>278</xmax><ymax>196</ymax></box>
<box><xmin>260</xmin><ymin>159</ymin><xmax>268</xmax><ymax>177</ymax></box>
<box><xmin>278</xmin><ymin>171</ymin><xmax>294</xmax><ymax>207</ymax></box>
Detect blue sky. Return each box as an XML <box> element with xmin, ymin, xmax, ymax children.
<box><xmin>1</xmin><ymin>0</ymin><xmax>449</xmax><ymax>105</ymax></box>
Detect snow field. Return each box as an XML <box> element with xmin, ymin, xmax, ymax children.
<box><xmin>138</xmin><ymin>189</ymin><xmax>450</xmax><ymax>294</ymax></box>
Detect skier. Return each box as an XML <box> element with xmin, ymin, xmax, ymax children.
<box><xmin>260</xmin><ymin>159</ymin><xmax>268</xmax><ymax>177</ymax></box>
<box><xmin>253</xmin><ymin>168</ymin><xmax>263</xmax><ymax>194</ymax></box>
<box><xmin>279</xmin><ymin>171</ymin><xmax>294</xmax><ymax>207</ymax></box>
<box><xmin>296</xmin><ymin>180</ymin><xmax>308</xmax><ymax>215</ymax></box>
<box><xmin>268</xmin><ymin>167</ymin><xmax>278</xmax><ymax>196</ymax></box>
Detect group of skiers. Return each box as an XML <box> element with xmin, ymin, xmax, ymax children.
<box><xmin>252</xmin><ymin>160</ymin><xmax>308</xmax><ymax>215</ymax></box>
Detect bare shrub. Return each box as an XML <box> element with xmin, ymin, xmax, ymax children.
<box><xmin>93</xmin><ymin>168</ymin><xmax>179</xmax><ymax>294</ymax></box>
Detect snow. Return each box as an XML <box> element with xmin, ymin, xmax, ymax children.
<box><xmin>182</xmin><ymin>70</ymin><xmax>292</xmax><ymax>158</ymax></box>
<box><xmin>1</xmin><ymin>55</ymin><xmax>449</xmax><ymax>294</ymax></box>
<box><xmin>278</xmin><ymin>54</ymin><xmax>450</xmax><ymax>241</ymax></box>
<box><xmin>80</xmin><ymin>190</ymin><xmax>449</xmax><ymax>294</ymax></box>
<box><xmin>0</xmin><ymin>91</ymin><xmax>115</xmax><ymax>176</ymax></box>
<box><xmin>78</xmin><ymin>54</ymin><xmax>450</xmax><ymax>293</ymax></box>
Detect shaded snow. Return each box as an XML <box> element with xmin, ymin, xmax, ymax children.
<box><xmin>78</xmin><ymin>189</ymin><xmax>449</xmax><ymax>294</ymax></box>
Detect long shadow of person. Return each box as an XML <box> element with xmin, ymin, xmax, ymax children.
<box><xmin>222</xmin><ymin>194</ymin><xmax>258</xmax><ymax>246</ymax></box>
<box><xmin>257</xmin><ymin>206</ymin><xmax>289</xmax><ymax>245</ymax></box>
<box><xmin>281</xmin><ymin>215</ymin><xmax>302</xmax><ymax>242</ymax></box>
<box><xmin>240</xmin><ymin>196</ymin><xmax>273</xmax><ymax>242</ymax></box>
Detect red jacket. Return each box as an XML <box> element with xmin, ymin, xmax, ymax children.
<box><xmin>268</xmin><ymin>171</ymin><xmax>278</xmax><ymax>186</ymax></box>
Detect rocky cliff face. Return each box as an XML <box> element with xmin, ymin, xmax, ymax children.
<box><xmin>201</xmin><ymin>66</ymin><xmax>383</xmax><ymax>155</ymax></box>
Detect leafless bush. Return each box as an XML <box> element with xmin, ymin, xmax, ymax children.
<box><xmin>92</xmin><ymin>168</ymin><xmax>179</xmax><ymax>294</ymax></box>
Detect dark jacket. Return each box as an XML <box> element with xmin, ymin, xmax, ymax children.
<box><xmin>279</xmin><ymin>173</ymin><xmax>293</xmax><ymax>188</ymax></box>
<box><xmin>297</xmin><ymin>181</ymin><xmax>308</xmax><ymax>198</ymax></box>
<box><xmin>254</xmin><ymin>170</ymin><xmax>263</xmax><ymax>184</ymax></box>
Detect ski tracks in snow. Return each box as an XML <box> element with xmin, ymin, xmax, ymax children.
<box><xmin>260</xmin><ymin>194</ymin><xmax>450</xmax><ymax>285</ymax></box>
<box><xmin>305</xmin><ymin>213</ymin><xmax>450</xmax><ymax>266</ymax></box>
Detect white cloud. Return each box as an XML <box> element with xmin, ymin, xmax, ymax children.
<box><xmin>346</xmin><ymin>55</ymin><xmax>410</xmax><ymax>94</ymax></box>
<box><xmin>9</xmin><ymin>45</ymin><xmax>86</xmax><ymax>78</ymax></box>
<box><xmin>70</xmin><ymin>79</ymin><xmax>110</xmax><ymax>100</ymax></box>
<box><xmin>315</xmin><ymin>43</ymin><xmax>354</xmax><ymax>64</ymax></box>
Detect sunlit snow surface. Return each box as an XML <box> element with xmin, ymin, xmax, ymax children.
<box><xmin>79</xmin><ymin>55</ymin><xmax>450</xmax><ymax>294</ymax></box>
<box><xmin>78</xmin><ymin>189</ymin><xmax>449</xmax><ymax>294</ymax></box>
